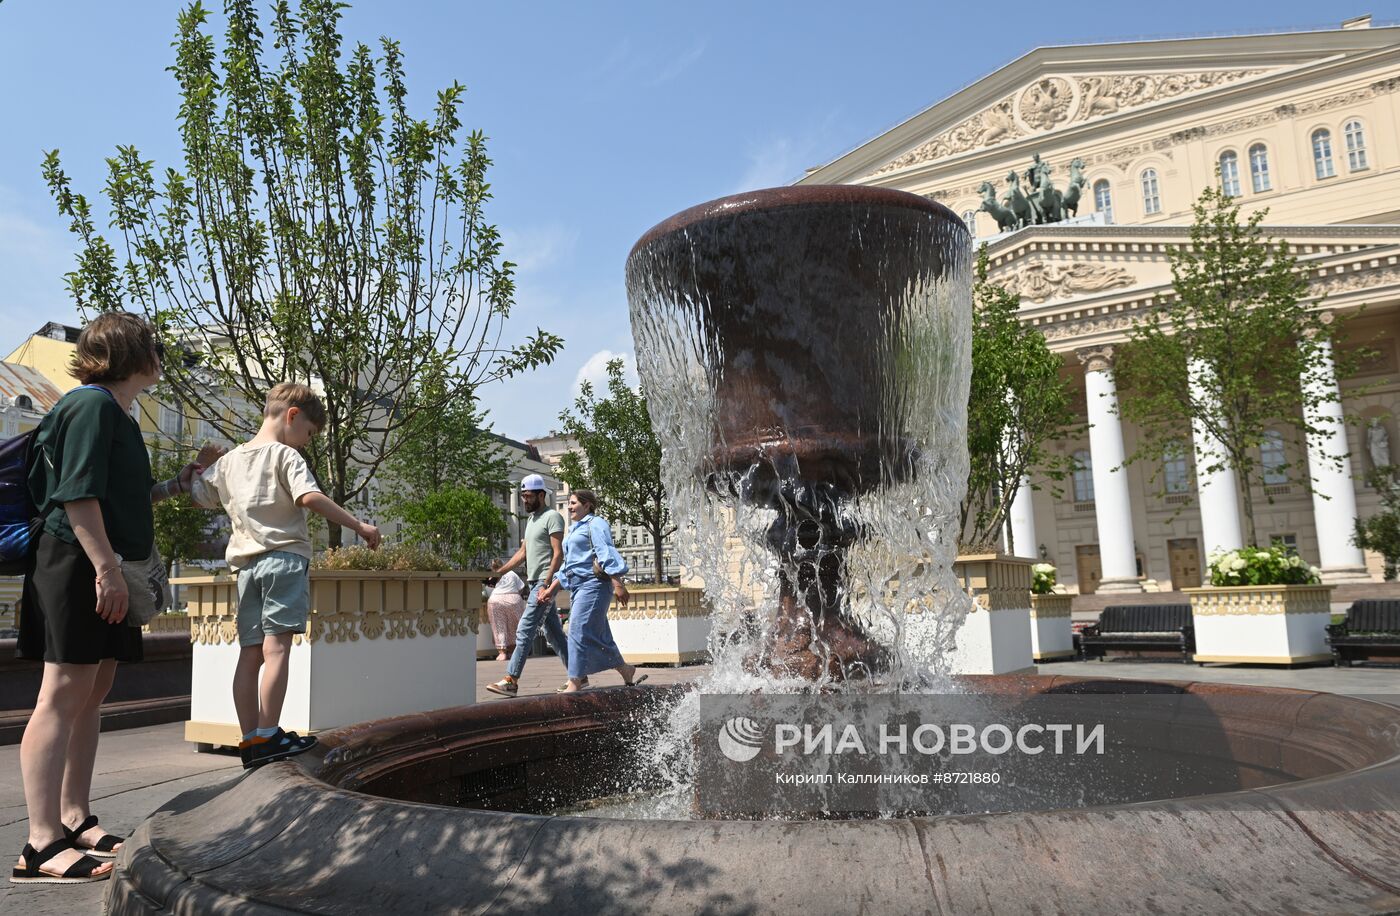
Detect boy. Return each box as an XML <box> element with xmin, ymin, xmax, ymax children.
<box><xmin>192</xmin><ymin>383</ymin><xmax>380</xmax><ymax>768</ymax></box>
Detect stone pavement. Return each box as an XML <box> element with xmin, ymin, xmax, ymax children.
<box><xmin>3</xmin><ymin>656</ymin><xmax>1396</xmax><ymax>913</ymax></box>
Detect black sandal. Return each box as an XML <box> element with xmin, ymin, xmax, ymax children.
<box><xmin>10</xmin><ymin>838</ymin><xmax>110</xmax><ymax>884</ymax></box>
<box><xmin>63</xmin><ymin>815</ymin><xmax>123</xmax><ymax>859</ymax></box>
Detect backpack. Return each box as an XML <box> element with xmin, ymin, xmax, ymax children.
<box><xmin>0</xmin><ymin>385</ymin><xmax>119</xmax><ymax>577</ymax></box>
<box><xmin>0</xmin><ymin>427</ymin><xmax>41</xmax><ymax>576</ymax></box>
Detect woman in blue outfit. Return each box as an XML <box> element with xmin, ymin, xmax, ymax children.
<box><xmin>535</xmin><ymin>490</ymin><xmax>648</xmax><ymax>692</ymax></box>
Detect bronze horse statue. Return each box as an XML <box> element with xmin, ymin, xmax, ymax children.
<box><xmin>977</xmin><ymin>180</ymin><xmax>1018</xmax><ymax>233</ymax></box>
<box><xmin>1061</xmin><ymin>157</ymin><xmax>1088</xmax><ymax>218</ymax></box>
<box><xmin>999</xmin><ymin>171</ymin><xmax>1035</xmax><ymax>229</ymax></box>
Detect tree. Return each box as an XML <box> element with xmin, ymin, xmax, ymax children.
<box><xmin>150</xmin><ymin>440</ymin><xmax>219</xmax><ymax>567</ymax></box>
<box><xmin>42</xmin><ymin>0</ymin><xmax>561</xmax><ymax>546</ymax></box>
<box><xmin>557</xmin><ymin>359</ymin><xmax>672</xmax><ymax>582</ymax></box>
<box><xmin>961</xmin><ymin>248</ymin><xmax>1077</xmax><ymax>551</ymax></box>
<box><xmin>1355</xmin><ymin>466</ymin><xmax>1400</xmax><ymax>580</ymax></box>
<box><xmin>380</xmin><ymin>366</ymin><xmax>510</xmax><ymax>567</ymax></box>
<box><xmin>1115</xmin><ymin>185</ymin><xmax>1353</xmax><ymax>546</ymax></box>
<box><xmin>395</xmin><ymin>486</ymin><xmax>506</xmax><ymax>569</ymax></box>
<box><xmin>381</xmin><ymin>367</ymin><xmax>509</xmax><ymax>517</ymax></box>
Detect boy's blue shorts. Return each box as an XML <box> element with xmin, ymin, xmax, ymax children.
<box><xmin>235</xmin><ymin>551</ymin><xmax>310</xmax><ymax>647</ymax></box>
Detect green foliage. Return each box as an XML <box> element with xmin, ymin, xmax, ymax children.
<box><xmin>1354</xmin><ymin>466</ymin><xmax>1400</xmax><ymax>580</ymax></box>
<box><xmin>1116</xmin><ymin>185</ymin><xmax>1354</xmax><ymax>546</ymax></box>
<box><xmin>313</xmin><ymin>543</ymin><xmax>451</xmax><ymax>572</ymax></box>
<box><xmin>150</xmin><ymin>440</ymin><xmax>219</xmax><ymax>565</ymax></box>
<box><xmin>1031</xmin><ymin>562</ymin><xmax>1057</xmax><ymax>595</ymax></box>
<box><xmin>1206</xmin><ymin>545</ymin><xmax>1321</xmax><ymax>587</ymax></box>
<box><xmin>394</xmin><ymin>486</ymin><xmax>506</xmax><ymax>570</ymax></box>
<box><xmin>556</xmin><ymin>358</ymin><xmax>671</xmax><ymax>582</ymax></box>
<box><xmin>383</xmin><ymin>369</ymin><xmax>508</xmax><ymax>499</ymax></box>
<box><xmin>962</xmin><ymin>248</ymin><xmax>1077</xmax><ymax>551</ymax></box>
<box><xmin>41</xmin><ymin>0</ymin><xmax>561</xmax><ymax>546</ymax></box>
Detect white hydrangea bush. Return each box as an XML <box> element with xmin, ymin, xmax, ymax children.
<box><xmin>1206</xmin><ymin>545</ymin><xmax>1321</xmax><ymax>587</ymax></box>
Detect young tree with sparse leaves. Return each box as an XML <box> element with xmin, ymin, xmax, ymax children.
<box><xmin>1355</xmin><ymin>466</ymin><xmax>1400</xmax><ymax>580</ymax></box>
<box><xmin>42</xmin><ymin>0</ymin><xmax>561</xmax><ymax>546</ymax></box>
<box><xmin>1116</xmin><ymin>185</ymin><xmax>1353</xmax><ymax>547</ymax></box>
<box><xmin>557</xmin><ymin>359</ymin><xmax>672</xmax><ymax>582</ymax></box>
<box><xmin>961</xmin><ymin>248</ymin><xmax>1077</xmax><ymax>552</ymax></box>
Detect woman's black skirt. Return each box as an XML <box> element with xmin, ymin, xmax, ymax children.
<box><xmin>16</xmin><ymin>533</ymin><xmax>143</xmax><ymax>664</ymax></box>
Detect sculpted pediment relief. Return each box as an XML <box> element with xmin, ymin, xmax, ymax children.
<box><xmin>1002</xmin><ymin>261</ymin><xmax>1137</xmax><ymax>304</ymax></box>
<box><xmin>874</xmin><ymin>69</ymin><xmax>1271</xmax><ymax>175</ymax></box>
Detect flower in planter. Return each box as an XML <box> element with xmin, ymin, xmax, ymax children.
<box><xmin>1031</xmin><ymin>563</ymin><xmax>1057</xmax><ymax>595</ymax></box>
<box><xmin>1206</xmin><ymin>545</ymin><xmax>1321</xmax><ymax>587</ymax></box>
<box><xmin>312</xmin><ymin>544</ymin><xmax>454</xmax><ymax>572</ymax></box>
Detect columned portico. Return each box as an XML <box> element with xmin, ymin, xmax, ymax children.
<box><xmin>1077</xmin><ymin>346</ymin><xmax>1143</xmax><ymax>593</ymax></box>
<box><xmin>1188</xmin><ymin>358</ymin><xmax>1245</xmax><ymax>558</ymax></box>
<box><xmin>1302</xmin><ymin>333</ymin><xmax>1371</xmax><ymax>582</ymax></box>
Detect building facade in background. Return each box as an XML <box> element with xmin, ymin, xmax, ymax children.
<box><xmin>803</xmin><ymin>17</ymin><xmax>1400</xmax><ymax>591</ymax></box>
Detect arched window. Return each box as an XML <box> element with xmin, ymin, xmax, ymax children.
<box><xmin>1093</xmin><ymin>179</ymin><xmax>1113</xmax><ymax>223</ymax></box>
<box><xmin>1072</xmin><ymin>450</ymin><xmax>1095</xmax><ymax>503</ymax></box>
<box><xmin>1219</xmin><ymin>151</ymin><xmax>1241</xmax><ymax>197</ymax></box>
<box><xmin>1249</xmin><ymin>144</ymin><xmax>1271</xmax><ymax>193</ymax></box>
<box><xmin>1344</xmin><ymin>120</ymin><xmax>1368</xmax><ymax>171</ymax></box>
<box><xmin>13</xmin><ymin>395</ymin><xmax>32</xmax><ymax>411</ymax></box>
<box><xmin>1261</xmin><ymin>430</ymin><xmax>1288</xmax><ymax>485</ymax></box>
<box><xmin>961</xmin><ymin>209</ymin><xmax>978</xmax><ymax>241</ymax></box>
<box><xmin>1163</xmin><ymin>446</ymin><xmax>1190</xmax><ymax>495</ymax></box>
<box><xmin>1141</xmin><ymin>168</ymin><xmax>1161</xmax><ymax>216</ymax></box>
<box><xmin>1312</xmin><ymin>129</ymin><xmax>1335</xmax><ymax>179</ymax></box>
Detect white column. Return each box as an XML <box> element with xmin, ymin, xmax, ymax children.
<box><xmin>1077</xmin><ymin>346</ymin><xmax>1143</xmax><ymax>592</ymax></box>
<box><xmin>1188</xmin><ymin>358</ymin><xmax>1245</xmax><ymax>557</ymax></box>
<box><xmin>1007</xmin><ymin>475</ymin><xmax>1038</xmax><ymax>559</ymax></box>
<box><xmin>1302</xmin><ymin>337</ymin><xmax>1370</xmax><ymax>582</ymax></box>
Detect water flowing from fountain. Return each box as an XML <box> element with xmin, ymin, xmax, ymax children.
<box><xmin>616</xmin><ymin>187</ymin><xmax>976</xmax><ymax>815</ymax></box>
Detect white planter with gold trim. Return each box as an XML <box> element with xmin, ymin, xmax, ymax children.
<box><xmin>1183</xmin><ymin>584</ymin><xmax>1334</xmax><ymax>665</ymax></box>
<box><xmin>605</xmin><ymin>586</ymin><xmax>710</xmax><ymax>665</ymax></box>
<box><xmin>1028</xmin><ymin>594</ymin><xmax>1075</xmax><ymax>661</ymax></box>
<box><xmin>949</xmin><ymin>553</ymin><xmax>1035</xmax><ymax>675</ymax></box>
<box><xmin>177</xmin><ymin>570</ymin><xmax>485</xmax><ymax>748</ymax></box>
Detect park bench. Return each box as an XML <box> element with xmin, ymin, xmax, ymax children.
<box><xmin>1327</xmin><ymin>599</ymin><xmax>1400</xmax><ymax>666</ymax></box>
<box><xmin>1079</xmin><ymin>604</ymin><xmax>1195</xmax><ymax>662</ymax></box>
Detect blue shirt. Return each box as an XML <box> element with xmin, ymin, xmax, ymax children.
<box><xmin>554</xmin><ymin>514</ymin><xmax>628</xmax><ymax>591</ymax></box>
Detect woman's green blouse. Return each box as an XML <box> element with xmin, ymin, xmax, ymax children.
<box><xmin>29</xmin><ymin>387</ymin><xmax>155</xmax><ymax>561</ymax></box>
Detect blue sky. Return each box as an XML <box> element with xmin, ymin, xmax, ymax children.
<box><xmin>0</xmin><ymin>1</ymin><xmax>1374</xmax><ymax>440</ymax></box>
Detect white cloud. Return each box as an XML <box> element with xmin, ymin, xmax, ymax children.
<box><xmin>501</xmin><ymin>222</ymin><xmax>580</xmax><ymax>275</ymax></box>
<box><xmin>574</xmin><ymin>348</ymin><xmax>637</xmax><ymax>397</ymax></box>
<box><xmin>648</xmin><ymin>39</ymin><xmax>706</xmax><ymax>86</ymax></box>
<box><xmin>729</xmin><ymin>135</ymin><xmax>803</xmax><ymax>194</ymax></box>
<box><xmin>727</xmin><ymin>111</ymin><xmax>846</xmax><ymax>195</ymax></box>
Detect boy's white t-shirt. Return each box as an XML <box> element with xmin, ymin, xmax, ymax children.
<box><xmin>191</xmin><ymin>442</ymin><xmax>322</xmax><ymax>571</ymax></box>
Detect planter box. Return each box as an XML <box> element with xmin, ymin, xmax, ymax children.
<box><xmin>1183</xmin><ymin>584</ymin><xmax>1334</xmax><ymax>666</ymax></box>
<box><xmin>605</xmin><ymin>586</ymin><xmax>711</xmax><ymax>665</ymax></box>
<box><xmin>1029</xmin><ymin>594</ymin><xmax>1075</xmax><ymax>661</ymax></box>
<box><xmin>176</xmin><ymin>570</ymin><xmax>486</xmax><ymax>748</ymax></box>
<box><xmin>948</xmin><ymin>553</ymin><xmax>1035</xmax><ymax>674</ymax></box>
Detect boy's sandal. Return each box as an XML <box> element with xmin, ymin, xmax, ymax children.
<box><xmin>486</xmin><ymin>679</ymin><xmax>519</xmax><ymax>698</ymax></box>
<box><xmin>556</xmin><ymin>678</ymin><xmax>589</xmax><ymax>693</ymax></box>
<box><xmin>10</xmin><ymin>838</ymin><xmax>111</xmax><ymax>884</ymax></box>
<box><xmin>63</xmin><ymin>815</ymin><xmax>123</xmax><ymax>858</ymax></box>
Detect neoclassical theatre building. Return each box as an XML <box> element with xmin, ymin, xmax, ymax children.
<box><xmin>800</xmin><ymin>17</ymin><xmax>1400</xmax><ymax>592</ymax></box>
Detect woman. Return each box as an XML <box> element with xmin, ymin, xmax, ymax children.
<box><xmin>485</xmin><ymin>559</ymin><xmax>526</xmax><ymax>661</ymax></box>
<box><xmin>535</xmin><ymin>490</ymin><xmax>647</xmax><ymax>692</ymax></box>
<box><xmin>12</xmin><ymin>313</ymin><xmax>204</xmax><ymax>885</ymax></box>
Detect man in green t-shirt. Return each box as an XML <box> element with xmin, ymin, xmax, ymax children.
<box><xmin>486</xmin><ymin>475</ymin><xmax>567</xmax><ymax>697</ymax></box>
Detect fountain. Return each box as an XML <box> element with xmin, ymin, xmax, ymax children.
<box><xmin>106</xmin><ymin>187</ymin><xmax>1400</xmax><ymax>914</ymax></box>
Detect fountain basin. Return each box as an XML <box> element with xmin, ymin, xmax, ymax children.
<box><xmin>107</xmin><ymin>677</ymin><xmax>1400</xmax><ymax>914</ymax></box>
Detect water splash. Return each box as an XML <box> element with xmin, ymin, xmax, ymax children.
<box><xmin>619</xmin><ymin>187</ymin><xmax>975</xmax><ymax>815</ymax></box>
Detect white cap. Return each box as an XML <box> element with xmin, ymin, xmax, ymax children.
<box><xmin>520</xmin><ymin>473</ymin><xmax>548</xmax><ymax>492</ymax></box>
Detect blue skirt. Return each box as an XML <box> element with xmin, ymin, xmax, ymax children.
<box><xmin>565</xmin><ymin>577</ymin><xmax>625</xmax><ymax>679</ymax></box>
